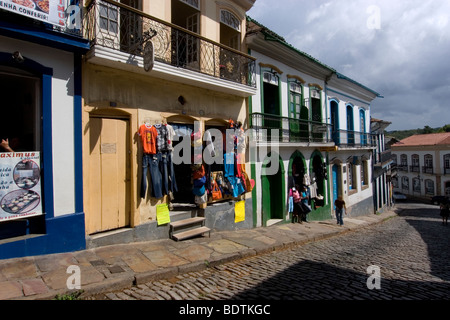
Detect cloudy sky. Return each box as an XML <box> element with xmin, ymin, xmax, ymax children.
<box><xmin>247</xmin><ymin>0</ymin><xmax>450</xmax><ymax>131</ymax></box>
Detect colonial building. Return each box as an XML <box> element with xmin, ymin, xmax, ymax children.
<box><xmin>82</xmin><ymin>0</ymin><xmax>257</xmax><ymax>246</ymax></box>
<box><xmin>246</xmin><ymin>18</ymin><xmax>381</xmax><ymax>226</ymax></box>
<box><xmin>326</xmin><ymin>73</ymin><xmax>381</xmax><ymax>217</ymax></box>
<box><xmin>391</xmin><ymin>132</ymin><xmax>450</xmax><ymax>201</ymax></box>
<box><xmin>0</xmin><ymin>1</ymin><xmax>90</xmax><ymax>259</ymax></box>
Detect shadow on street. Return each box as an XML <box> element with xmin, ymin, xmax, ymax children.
<box><xmin>230</xmin><ymin>202</ymin><xmax>450</xmax><ymax>300</ymax></box>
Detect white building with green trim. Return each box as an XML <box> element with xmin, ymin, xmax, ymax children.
<box><xmin>246</xmin><ymin>17</ymin><xmax>382</xmax><ymax>226</ymax></box>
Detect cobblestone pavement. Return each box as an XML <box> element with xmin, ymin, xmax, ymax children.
<box><xmin>88</xmin><ymin>203</ymin><xmax>450</xmax><ymax>300</ymax></box>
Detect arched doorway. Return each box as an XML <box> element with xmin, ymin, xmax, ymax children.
<box><xmin>261</xmin><ymin>153</ymin><xmax>285</xmax><ymax>226</ymax></box>
<box><xmin>288</xmin><ymin>151</ymin><xmax>307</xmax><ymax>189</ymax></box>
<box><xmin>166</xmin><ymin>115</ymin><xmax>198</xmax><ymax>204</ymax></box>
<box><xmin>311</xmin><ymin>151</ymin><xmax>326</xmax><ymax>208</ymax></box>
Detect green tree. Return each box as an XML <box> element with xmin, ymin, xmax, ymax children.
<box><xmin>422</xmin><ymin>125</ymin><xmax>433</xmax><ymax>134</ymax></box>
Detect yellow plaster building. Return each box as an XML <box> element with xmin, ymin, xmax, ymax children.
<box><xmin>81</xmin><ymin>0</ymin><xmax>256</xmax><ymax>244</ymax></box>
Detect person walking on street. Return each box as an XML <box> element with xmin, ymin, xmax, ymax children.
<box><xmin>440</xmin><ymin>199</ymin><xmax>449</xmax><ymax>226</ymax></box>
<box><xmin>334</xmin><ymin>196</ymin><xmax>346</xmax><ymax>226</ymax></box>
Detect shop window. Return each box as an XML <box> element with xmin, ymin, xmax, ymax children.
<box><xmin>0</xmin><ymin>66</ymin><xmax>43</xmax><ymax>238</ymax></box>
<box><xmin>0</xmin><ymin>68</ymin><xmax>41</xmax><ymax>152</ymax></box>
<box><xmin>170</xmin><ymin>122</ymin><xmax>195</xmax><ymax>204</ymax></box>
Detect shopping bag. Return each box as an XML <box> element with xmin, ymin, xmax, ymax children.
<box><xmin>211</xmin><ymin>180</ymin><xmax>222</xmax><ymax>200</ymax></box>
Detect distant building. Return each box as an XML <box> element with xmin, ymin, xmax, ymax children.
<box><xmin>391</xmin><ymin>132</ymin><xmax>450</xmax><ymax>200</ymax></box>
<box><xmin>371</xmin><ymin>118</ymin><xmax>394</xmax><ymax>212</ymax></box>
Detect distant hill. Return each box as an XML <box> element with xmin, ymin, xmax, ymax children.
<box><xmin>386</xmin><ymin>124</ymin><xmax>450</xmax><ymax>141</ymax></box>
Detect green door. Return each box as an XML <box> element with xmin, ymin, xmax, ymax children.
<box><xmin>261</xmin><ymin>155</ymin><xmax>285</xmax><ymax>226</ymax></box>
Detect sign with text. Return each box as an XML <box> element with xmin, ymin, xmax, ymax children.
<box><xmin>0</xmin><ymin>0</ymin><xmax>72</xmax><ymax>27</ymax></box>
<box><xmin>0</xmin><ymin>152</ymin><xmax>43</xmax><ymax>222</ymax></box>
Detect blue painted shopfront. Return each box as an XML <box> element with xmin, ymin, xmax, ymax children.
<box><xmin>0</xmin><ymin>11</ymin><xmax>89</xmax><ymax>259</ymax></box>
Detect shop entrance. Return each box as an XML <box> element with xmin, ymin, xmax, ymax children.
<box><xmin>0</xmin><ymin>68</ymin><xmax>41</xmax><ymax>152</ymax></box>
<box><xmin>170</xmin><ymin>122</ymin><xmax>195</xmax><ymax>204</ymax></box>
<box><xmin>87</xmin><ymin>116</ymin><xmax>131</xmax><ymax>234</ymax></box>
<box><xmin>0</xmin><ymin>65</ymin><xmax>43</xmax><ymax>239</ymax></box>
<box><xmin>261</xmin><ymin>154</ymin><xmax>285</xmax><ymax>226</ymax></box>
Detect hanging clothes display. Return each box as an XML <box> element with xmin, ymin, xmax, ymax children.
<box><xmin>138</xmin><ymin>123</ymin><xmax>162</xmax><ymax>198</ymax></box>
<box><xmin>165</xmin><ymin>124</ymin><xmax>178</xmax><ymax>194</ymax></box>
<box><xmin>138</xmin><ymin>121</ymin><xmax>178</xmax><ymax>199</ymax></box>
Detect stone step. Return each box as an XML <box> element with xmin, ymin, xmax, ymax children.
<box><xmin>169</xmin><ymin>217</ymin><xmax>206</xmax><ymax>229</ymax></box>
<box><xmin>171</xmin><ymin>226</ymin><xmax>211</xmax><ymax>241</ymax></box>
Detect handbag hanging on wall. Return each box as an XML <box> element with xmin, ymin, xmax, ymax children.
<box><xmin>211</xmin><ymin>180</ymin><xmax>222</xmax><ymax>200</ymax></box>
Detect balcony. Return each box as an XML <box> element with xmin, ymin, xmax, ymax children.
<box><xmin>422</xmin><ymin>166</ymin><xmax>434</xmax><ymax>174</ymax></box>
<box><xmin>397</xmin><ymin>164</ymin><xmax>408</xmax><ymax>172</ymax></box>
<box><xmin>83</xmin><ymin>0</ymin><xmax>256</xmax><ymax>95</ymax></box>
<box><xmin>332</xmin><ymin>130</ymin><xmax>377</xmax><ymax>148</ymax></box>
<box><xmin>409</xmin><ymin>165</ymin><xmax>420</xmax><ymax>173</ymax></box>
<box><xmin>250</xmin><ymin>113</ymin><xmax>333</xmax><ymax>144</ymax></box>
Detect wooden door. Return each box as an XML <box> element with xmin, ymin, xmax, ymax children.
<box><xmin>87</xmin><ymin>117</ymin><xmax>130</xmax><ymax>234</ymax></box>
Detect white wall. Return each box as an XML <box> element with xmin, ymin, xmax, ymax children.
<box><xmin>1</xmin><ymin>36</ymin><xmax>76</xmax><ymax>217</ymax></box>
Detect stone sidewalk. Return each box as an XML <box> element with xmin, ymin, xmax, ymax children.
<box><xmin>0</xmin><ymin>210</ymin><xmax>397</xmax><ymax>300</ymax></box>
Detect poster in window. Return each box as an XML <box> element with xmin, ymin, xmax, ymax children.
<box><xmin>0</xmin><ymin>152</ymin><xmax>43</xmax><ymax>222</ymax></box>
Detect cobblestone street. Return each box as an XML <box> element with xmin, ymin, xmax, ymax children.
<box><xmin>89</xmin><ymin>203</ymin><xmax>450</xmax><ymax>300</ymax></box>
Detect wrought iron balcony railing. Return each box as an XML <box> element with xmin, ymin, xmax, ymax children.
<box><xmin>422</xmin><ymin>166</ymin><xmax>434</xmax><ymax>174</ymax></box>
<box><xmin>410</xmin><ymin>165</ymin><xmax>420</xmax><ymax>173</ymax></box>
<box><xmin>332</xmin><ymin>129</ymin><xmax>377</xmax><ymax>148</ymax></box>
<box><xmin>250</xmin><ymin>113</ymin><xmax>333</xmax><ymax>144</ymax></box>
<box><xmin>84</xmin><ymin>0</ymin><xmax>256</xmax><ymax>87</ymax></box>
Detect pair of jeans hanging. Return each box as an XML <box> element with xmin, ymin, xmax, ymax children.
<box><xmin>141</xmin><ymin>153</ymin><xmax>163</xmax><ymax>199</ymax></box>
